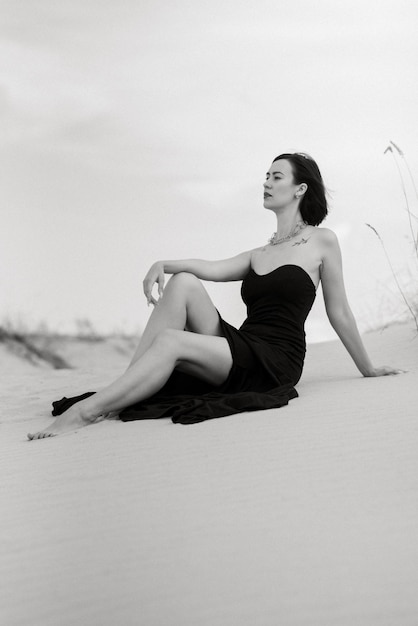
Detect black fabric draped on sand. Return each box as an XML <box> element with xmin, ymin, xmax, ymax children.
<box><xmin>51</xmin><ymin>265</ymin><xmax>316</xmax><ymax>425</ymax></box>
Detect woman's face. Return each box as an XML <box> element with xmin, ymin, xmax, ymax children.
<box><xmin>263</xmin><ymin>159</ymin><xmax>299</xmax><ymax>210</ymax></box>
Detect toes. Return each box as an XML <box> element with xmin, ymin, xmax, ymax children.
<box><xmin>27</xmin><ymin>431</ymin><xmax>55</xmax><ymax>440</ymax></box>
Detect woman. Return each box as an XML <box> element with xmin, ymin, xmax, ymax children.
<box><xmin>28</xmin><ymin>152</ymin><xmax>402</xmax><ymax>440</ymax></box>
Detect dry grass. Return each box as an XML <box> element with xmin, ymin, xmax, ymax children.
<box><xmin>0</xmin><ymin>318</ymin><xmax>138</xmax><ymax>370</ymax></box>
<box><xmin>0</xmin><ymin>326</ymin><xmax>71</xmax><ymax>369</ymax></box>
<box><xmin>365</xmin><ymin>141</ymin><xmax>418</xmax><ymax>333</ymax></box>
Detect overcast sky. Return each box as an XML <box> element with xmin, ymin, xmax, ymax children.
<box><xmin>1</xmin><ymin>0</ymin><xmax>417</xmax><ymax>341</ymax></box>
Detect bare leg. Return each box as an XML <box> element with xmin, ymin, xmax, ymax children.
<box><xmin>127</xmin><ymin>272</ymin><xmax>223</xmax><ymax>369</ymax></box>
<box><xmin>27</xmin><ymin>329</ymin><xmax>232</xmax><ymax>439</ymax></box>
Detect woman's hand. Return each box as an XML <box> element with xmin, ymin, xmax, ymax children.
<box><xmin>364</xmin><ymin>365</ymin><xmax>407</xmax><ymax>377</ymax></box>
<box><xmin>143</xmin><ymin>262</ymin><xmax>165</xmax><ymax>306</ymax></box>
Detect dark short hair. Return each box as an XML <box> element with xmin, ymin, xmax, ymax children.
<box><xmin>273</xmin><ymin>152</ymin><xmax>328</xmax><ymax>226</ymax></box>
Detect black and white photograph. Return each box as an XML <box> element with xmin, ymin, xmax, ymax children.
<box><xmin>1</xmin><ymin>1</ymin><xmax>417</xmax><ymax>624</ymax></box>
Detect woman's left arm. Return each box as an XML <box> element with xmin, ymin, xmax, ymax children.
<box><xmin>319</xmin><ymin>229</ymin><xmax>403</xmax><ymax>377</ymax></box>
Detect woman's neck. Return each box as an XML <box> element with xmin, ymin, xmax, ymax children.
<box><xmin>274</xmin><ymin>207</ymin><xmax>304</xmax><ymax>238</ymax></box>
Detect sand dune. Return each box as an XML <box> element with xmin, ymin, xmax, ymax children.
<box><xmin>1</xmin><ymin>322</ymin><xmax>417</xmax><ymax>626</ymax></box>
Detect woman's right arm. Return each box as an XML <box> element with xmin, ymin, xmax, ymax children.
<box><xmin>143</xmin><ymin>251</ymin><xmax>252</xmax><ymax>305</ymax></box>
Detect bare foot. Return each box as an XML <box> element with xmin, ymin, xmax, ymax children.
<box><xmin>27</xmin><ymin>403</ymin><xmax>100</xmax><ymax>440</ymax></box>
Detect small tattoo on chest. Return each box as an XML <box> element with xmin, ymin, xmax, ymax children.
<box><xmin>292</xmin><ymin>237</ymin><xmax>310</xmax><ymax>246</ymax></box>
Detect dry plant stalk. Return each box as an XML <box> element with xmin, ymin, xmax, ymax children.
<box><xmin>384</xmin><ymin>141</ymin><xmax>418</xmax><ymax>257</ymax></box>
<box><xmin>365</xmin><ymin>141</ymin><xmax>418</xmax><ymax>332</ymax></box>
<box><xmin>365</xmin><ymin>224</ymin><xmax>418</xmax><ymax>332</ymax></box>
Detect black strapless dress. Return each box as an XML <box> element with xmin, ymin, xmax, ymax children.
<box><xmin>52</xmin><ymin>265</ymin><xmax>316</xmax><ymax>425</ymax></box>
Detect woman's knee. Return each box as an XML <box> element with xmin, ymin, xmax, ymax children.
<box><xmin>166</xmin><ymin>272</ymin><xmax>201</xmax><ymax>293</ymax></box>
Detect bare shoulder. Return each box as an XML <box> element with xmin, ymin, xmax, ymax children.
<box><xmin>249</xmin><ymin>244</ymin><xmax>268</xmax><ymax>259</ymax></box>
<box><xmin>311</xmin><ymin>226</ymin><xmax>339</xmax><ymax>244</ymax></box>
<box><xmin>310</xmin><ymin>227</ymin><xmax>340</xmax><ymax>257</ymax></box>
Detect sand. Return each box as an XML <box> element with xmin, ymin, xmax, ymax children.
<box><xmin>1</xmin><ymin>322</ymin><xmax>417</xmax><ymax>626</ymax></box>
